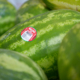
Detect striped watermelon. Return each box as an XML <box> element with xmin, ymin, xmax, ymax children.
<box><xmin>0</xmin><ymin>0</ymin><xmax>16</xmax><ymax>36</ymax></box>
<box><xmin>0</xmin><ymin>49</ymin><xmax>48</xmax><ymax>80</ymax></box>
<box><xmin>41</xmin><ymin>0</ymin><xmax>80</xmax><ymax>11</ymax></box>
<box><xmin>16</xmin><ymin>0</ymin><xmax>49</xmax><ymax>24</ymax></box>
<box><xmin>0</xmin><ymin>9</ymin><xmax>80</xmax><ymax>80</ymax></box>
<box><xmin>58</xmin><ymin>22</ymin><xmax>80</xmax><ymax>80</ymax></box>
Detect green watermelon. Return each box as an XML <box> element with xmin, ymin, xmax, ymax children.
<box><xmin>58</xmin><ymin>22</ymin><xmax>80</xmax><ymax>80</ymax></box>
<box><xmin>0</xmin><ymin>9</ymin><xmax>80</xmax><ymax>80</ymax></box>
<box><xmin>16</xmin><ymin>0</ymin><xmax>49</xmax><ymax>24</ymax></box>
<box><xmin>0</xmin><ymin>49</ymin><xmax>48</xmax><ymax>80</ymax></box>
<box><xmin>0</xmin><ymin>0</ymin><xmax>16</xmax><ymax>36</ymax></box>
<box><xmin>41</xmin><ymin>0</ymin><xmax>80</xmax><ymax>11</ymax></box>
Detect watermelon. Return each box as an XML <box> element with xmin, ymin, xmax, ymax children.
<box><xmin>0</xmin><ymin>9</ymin><xmax>80</xmax><ymax>80</ymax></box>
<box><xmin>0</xmin><ymin>0</ymin><xmax>16</xmax><ymax>36</ymax></box>
<box><xmin>41</xmin><ymin>0</ymin><xmax>80</xmax><ymax>11</ymax></box>
<box><xmin>16</xmin><ymin>0</ymin><xmax>49</xmax><ymax>24</ymax></box>
<box><xmin>58</xmin><ymin>22</ymin><xmax>80</xmax><ymax>80</ymax></box>
<box><xmin>0</xmin><ymin>49</ymin><xmax>48</xmax><ymax>80</ymax></box>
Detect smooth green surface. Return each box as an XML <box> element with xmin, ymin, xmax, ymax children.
<box><xmin>0</xmin><ymin>49</ymin><xmax>47</xmax><ymax>80</ymax></box>
<box><xmin>0</xmin><ymin>0</ymin><xmax>16</xmax><ymax>36</ymax></box>
<box><xmin>1</xmin><ymin>9</ymin><xmax>80</xmax><ymax>80</ymax></box>
<box><xmin>58</xmin><ymin>22</ymin><xmax>80</xmax><ymax>80</ymax></box>
<box><xmin>42</xmin><ymin>0</ymin><xmax>80</xmax><ymax>11</ymax></box>
<box><xmin>16</xmin><ymin>0</ymin><xmax>49</xmax><ymax>24</ymax></box>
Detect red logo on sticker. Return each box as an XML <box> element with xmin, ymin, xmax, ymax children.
<box><xmin>21</xmin><ymin>27</ymin><xmax>37</xmax><ymax>41</ymax></box>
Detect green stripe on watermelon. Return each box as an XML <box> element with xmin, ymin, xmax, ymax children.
<box><xmin>42</xmin><ymin>0</ymin><xmax>80</xmax><ymax>11</ymax></box>
<box><xmin>0</xmin><ymin>49</ymin><xmax>48</xmax><ymax>80</ymax></box>
<box><xmin>58</xmin><ymin>22</ymin><xmax>80</xmax><ymax>80</ymax></box>
<box><xmin>0</xmin><ymin>0</ymin><xmax>16</xmax><ymax>36</ymax></box>
<box><xmin>16</xmin><ymin>0</ymin><xmax>49</xmax><ymax>24</ymax></box>
<box><xmin>0</xmin><ymin>9</ymin><xmax>80</xmax><ymax>80</ymax></box>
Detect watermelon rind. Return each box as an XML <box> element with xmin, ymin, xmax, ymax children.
<box><xmin>0</xmin><ymin>49</ymin><xmax>48</xmax><ymax>80</ymax></box>
<box><xmin>58</xmin><ymin>22</ymin><xmax>80</xmax><ymax>80</ymax></box>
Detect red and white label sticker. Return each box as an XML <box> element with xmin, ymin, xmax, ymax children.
<box><xmin>21</xmin><ymin>27</ymin><xmax>37</xmax><ymax>41</ymax></box>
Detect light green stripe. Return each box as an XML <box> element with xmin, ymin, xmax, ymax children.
<box><xmin>0</xmin><ymin>28</ymin><xmax>22</xmax><ymax>45</ymax></box>
<box><xmin>36</xmin><ymin>54</ymin><xmax>55</xmax><ymax>70</ymax></box>
<box><xmin>20</xmin><ymin>13</ymin><xmax>34</xmax><ymax>22</ymax></box>
<box><xmin>37</xmin><ymin>24</ymin><xmax>54</xmax><ymax>38</ymax></box>
<box><xmin>9</xmin><ymin>40</ymin><xmax>26</xmax><ymax>50</ymax></box>
<box><xmin>0</xmin><ymin>16</ymin><xmax>15</xmax><ymax>23</ymax></box>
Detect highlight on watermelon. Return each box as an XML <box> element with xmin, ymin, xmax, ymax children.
<box><xmin>0</xmin><ymin>0</ymin><xmax>80</xmax><ymax>80</ymax></box>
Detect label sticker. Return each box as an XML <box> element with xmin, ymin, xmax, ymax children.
<box><xmin>21</xmin><ymin>27</ymin><xmax>37</xmax><ymax>41</ymax></box>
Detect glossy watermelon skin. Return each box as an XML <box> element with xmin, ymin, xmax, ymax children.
<box><xmin>42</xmin><ymin>0</ymin><xmax>80</xmax><ymax>11</ymax></box>
<box><xmin>0</xmin><ymin>0</ymin><xmax>16</xmax><ymax>36</ymax></box>
<box><xmin>58</xmin><ymin>22</ymin><xmax>80</xmax><ymax>80</ymax></box>
<box><xmin>16</xmin><ymin>0</ymin><xmax>49</xmax><ymax>24</ymax></box>
<box><xmin>0</xmin><ymin>9</ymin><xmax>80</xmax><ymax>80</ymax></box>
<box><xmin>0</xmin><ymin>49</ymin><xmax>48</xmax><ymax>80</ymax></box>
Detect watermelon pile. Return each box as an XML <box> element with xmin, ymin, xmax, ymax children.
<box><xmin>0</xmin><ymin>0</ymin><xmax>80</xmax><ymax>80</ymax></box>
